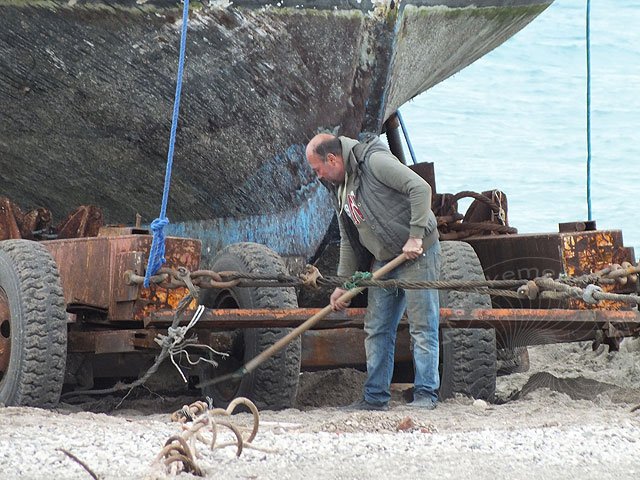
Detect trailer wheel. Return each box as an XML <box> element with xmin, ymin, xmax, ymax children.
<box><xmin>0</xmin><ymin>240</ymin><xmax>67</xmax><ymax>407</ymax></box>
<box><xmin>199</xmin><ymin>243</ymin><xmax>301</xmax><ymax>410</ymax></box>
<box><xmin>439</xmin><ymin>241</ymin><xmax>497</xmax><ymax>401</ymax></box>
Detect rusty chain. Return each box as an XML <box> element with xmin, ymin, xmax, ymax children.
<box><xmin>437</xmin><ymin>190</ymin><xmax>517</xmax><ymax>240</ymax></box>
<box><xmin>517</xmin><ymin>277</ymin><xmax>640</xmax><ymax>306</ymax></box>
<box><xmin>125</xmin><ymin>261</ymin><xmax>640</xmax><ymax>306</ymax></box>
<box><xmin>155</xmin><ymin>397</ymin><xmax>263</xmax><ymax>476</ymax></box>
<box><xmin>126</xmin><ymin>267</ymin><xmax>530</xmax><ymax>291</ymax></box>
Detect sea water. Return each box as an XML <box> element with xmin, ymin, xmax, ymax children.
<box><xmin>401</xmin><ymin>0</ymin><xmax>639</xmax><ymax>259</ymax></box>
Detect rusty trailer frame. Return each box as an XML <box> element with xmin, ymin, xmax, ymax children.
<box><xmin>46</xmin><ymin>227</ymin><xmax>638</xmax><ymax>368</ymax></box>
<box><xmin>1</xmin><ymin>223</ymin><xmax>637</xmax><ymax>409</ymax></box>
<box><xmin>65</xmin><ymin>306</ymin><xmax>640</xmax><ymax>371</ymax></box>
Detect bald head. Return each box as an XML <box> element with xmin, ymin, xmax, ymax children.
<box><xmin>306</xmin><ymin>133</ymin><xmax>341</xmax><ymax>161</ymax></box>
<box><xmin>305</xmin><ymin>134</ymin><xmax>346</xmax><ymax>185</ymax></box>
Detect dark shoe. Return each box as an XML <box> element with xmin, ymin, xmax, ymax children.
<box><xmin>408</xmin><ymin>395</ymin><xmax>437</xmax><ymax>410</ymax></box>
<box><xmin>341</xmin><ymin>398</ymin><xmax>389</xmax><ymax>411</ymax></box>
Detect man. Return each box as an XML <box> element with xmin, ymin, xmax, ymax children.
<box><xmin>305</xmin><ymin>132</ymin><xmax>441</xmax><ymax>411</ymax></box>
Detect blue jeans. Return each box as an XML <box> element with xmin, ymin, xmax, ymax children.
<box><xmin>363</xmin><ymin>241</ymin><xmax>441</xmax><ymax>405</ymax></box>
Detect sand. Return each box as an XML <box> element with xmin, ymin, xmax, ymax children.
<box><xmin>1</xmin><ymin>338</ymin><xmax>639</xmax><ymax>479</ymax></box>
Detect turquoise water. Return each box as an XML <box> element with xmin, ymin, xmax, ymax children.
<box><xmin>401</xmin><ymin>0</ymin><xmax>639</xmax><ymax>259</ymax></box>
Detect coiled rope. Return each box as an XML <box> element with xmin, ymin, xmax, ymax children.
<box><xmin>144</xmin><ymin>0</ymin><xmax>190</xmax><ymax>288</ymax></box>
<box><xmin>156</xmin><ymin>397</ymin><xmax>268</xmax><ymax>476</ymax></box>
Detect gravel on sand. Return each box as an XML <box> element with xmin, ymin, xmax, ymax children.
<box><xmin>1</xmin><ymin>339</ymin><xmax>639</xmax><ymax>480</ymax></box>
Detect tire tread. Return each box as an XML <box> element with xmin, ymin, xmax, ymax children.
<box><xmin>0</xmin><ymin>240</ymin><xmax>67</xmax><ymax>407</ymax></box>
<box><xmin>439</xmin><ymin>241</ymin><xmax>496</xmax><ymax>401</ymax></box>
<box><xmin>204</xmin><ymin>243</ymin><xmax>300</xmax><ymax>410</ymax></box>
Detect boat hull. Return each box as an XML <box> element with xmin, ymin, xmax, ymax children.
<box><xmin>0</xmin><ymin>0</ymin><xmax>552</xmax><ymax>262</ymax></box>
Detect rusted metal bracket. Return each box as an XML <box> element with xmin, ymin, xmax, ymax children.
<box><xmin>603</xmin><ymin>321</ymin><xmax>624</xmax><ymax>352</ymax></box>
<box><xmin>56</xmin><ymin>205</ymin><xmax>103</xmax><ymax>239</ymax></box>
<box><xmin>0</xmin><ymin>196</ymin><xmax>52</xmax><ymax>240</ymax></box>
<box><xmin>68</xmin><ymin>329</ymin><xmax>161</xmax><ymax>354</ymax></box>
<box><xmin>0</xmin><ymin>196</ymin><xmax>103</xmax><ymax>241</ymax></box>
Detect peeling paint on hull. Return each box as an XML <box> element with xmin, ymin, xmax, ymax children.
<box><xmin>0</xmin><ymin>0</ymin><xmax>553</xmax><ymax>261</ymax></box>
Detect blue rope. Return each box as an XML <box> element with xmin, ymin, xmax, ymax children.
<box><xmin>586</xmin><ymin>0</ymin><xmax>592</xmax><ymax>221</ymax></box>
<box><xmin>396</xmin><ymin>109</ymin><xmax>418</xmax><ymax>165</ymax></box>
<box><xmin>144</xmin><ymin>0</ymin><xmax>190</xmax><ymax>288</ymax></box>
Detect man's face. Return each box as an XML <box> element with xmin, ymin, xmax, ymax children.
<box><xmin>307</xmin><ymin>152</ymin><xmax>346</xmax><ymax>185</ymax></box>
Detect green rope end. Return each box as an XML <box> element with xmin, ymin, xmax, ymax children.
<box><xmin>342</xmin><ymin>271</ymin><xmax>373</xmax><ymax>290</ymax></box>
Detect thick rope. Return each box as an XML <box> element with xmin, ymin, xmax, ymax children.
<box><xmin>342</xmin><ymin>271</ymin><xmax>374</xmax><ymax>290</ymax></box>
<box><xmin>144</xmin><ymin>0</ymin><xmax>190</xmax><ymax>288</ymax></box>
<box><xmin>130</xmin><ymin>262</ymin><xmax>640</xmax><ymax>306</ymax></box>
<box><xmin>528</xmin><ymin>277</ymin><xmax>640</xmax><ymax>306</ymax></box>
<box><xmin>156</xmin><ymin>397</ymin><xmax>266</xmax><ymax>476</ymax></box>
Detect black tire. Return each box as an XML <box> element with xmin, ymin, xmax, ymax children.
<box><xmin>199</xmin><ymin>243</ymin><xmax>301</xmax><ymax>410</ymax></box>
<box><xmin>439</xmin><ymin>241</ymin><xmax>497</xmax><ymax>401</ymax></box>
<box><xmin>0</xmin><ymin>240</ymin><xmax>67</xmax><ymax>407</ymax></box>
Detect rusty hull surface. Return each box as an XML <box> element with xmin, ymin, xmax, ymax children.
<box><xmin>43</xmin><ymin>233</ymin><xmax>200</xmax><ymax>321</ymax></box>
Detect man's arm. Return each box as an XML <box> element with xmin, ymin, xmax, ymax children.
<box><xmin>337</xmin><ymin>215</ymin><xmax>358</xmax><ymax>277</ymax></box>
<box><xmin>368</xmin><ymin>151</ymin><xmax>431</xmax><ymax>258</ymax></box>
<box><xmin>367</xmin><ymin>151</ymin><xmax>432</xmax><ymax>239</ymax></box>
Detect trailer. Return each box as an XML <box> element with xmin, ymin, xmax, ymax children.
<box><xmin>0</xmin><ymin>183</ymin><xmax>638</xmax><ymax>410</ymax></box>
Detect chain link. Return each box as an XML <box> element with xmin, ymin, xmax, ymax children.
<box><xmin>125</xmin><ymin>261</ymin><xmax>640</xmax><ymax>306</ymax></box>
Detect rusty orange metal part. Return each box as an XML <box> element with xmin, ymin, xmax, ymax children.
<box><xmin>147</xmin><ymin>306</ymin><xmax>640</xmax><ymax>347</ymax></box>
<box><xmin>147</xmin><ymin>307</ymin><xmax>639</xmax><ymax>328</ymax></box>
<box><xmin>44</xmin><ymin>232</ymin><xmax>200</xmax><ymax>321</ymax></box>
<box><xmin>560</xmin><ymin>230</ymin><xmax>635</xmax><ymax>310</ymax></box>
<box><xmin>68</xmin><ymin>329</ymin><xmax>159</xmax><ymax>353</ymax></box>
<box><xmin>301</xmin><ymin>328</ymin><xmax>412</xmax><ymax>369</ymax></box>
<box><xmin>66</xmin><ymin>306</ymin><xmax>640</xmax><ymax>369</ymax></box>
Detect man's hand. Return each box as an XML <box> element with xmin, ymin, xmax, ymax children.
<box><xmin>330</xmin><ymin>287</ymin><xmax>351</xmax><ymax>311</ymax></box>
<box><xmin>402</xmin><ymin>237</ymin><xmax>423</xmax><ymax>259</ymax></box>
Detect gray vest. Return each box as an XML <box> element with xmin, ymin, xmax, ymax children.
<box><xmin>333</xmin><ymin>136</ymin><xmax>437</xmax><ymax>269</ymax></box>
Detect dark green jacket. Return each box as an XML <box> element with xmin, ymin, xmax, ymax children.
<box><xmin>323</xmin><ymin>135</ymin><xmax>438</xmax><ymax>275</ymax></box>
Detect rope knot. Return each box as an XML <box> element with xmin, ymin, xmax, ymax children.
<box><xmin>517</xmin><ymin>280</ymin><xmax>540</xmax><ymax>300</ymax></box>
<box><xmin>150</xmin><ymin>217</ymin><xmax>170</xmax><ymax>232</ymax></box>
<box><xmin>583</xmin><ymin>284</ymin><xmax>603</xmax><ymax>304</ymax></box>
<box><xmin>144</xmin><ymin>216</ymin><xmax>170</xmax><ymax>287</ymax></box>
<box><xmin>300</xmin><ymin>265</ymin><xmax>323</xmax><ymax>289</ymax></box>
<box><xmin>161</xmin><ymin>325</ymin><xmax>188</xmax><ymax>349</ymax></box>
<box><xmin>342</xmin><ymin>271</ymin><xmax>373</xmax><ymax>290</ymax></box>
